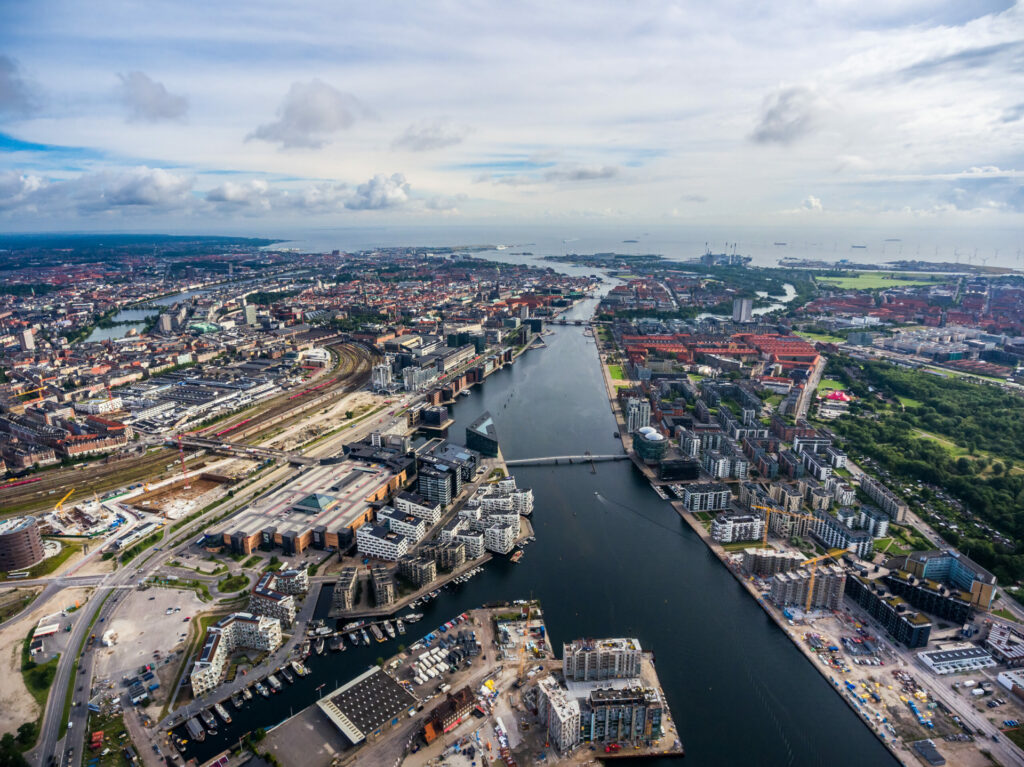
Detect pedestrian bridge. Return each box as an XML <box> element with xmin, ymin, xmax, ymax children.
<box><xmin>504</xmin><ymin>454</ymin><xmax>630</xmax><ymax>466</ymax></box>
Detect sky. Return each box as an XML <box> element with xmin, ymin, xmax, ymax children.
<box><xmin>1</xmin><ymin>1</ymin><xmax>1023</xmax><ymax>235</ymax></box>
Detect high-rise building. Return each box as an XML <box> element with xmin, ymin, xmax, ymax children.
<box><xmin>244</xmin><ymin>303</ymin><xmax>258</xmax><ymax>326</ymax></box>
<box><xmin>0</xmin><ymin>516</ymin><xmax>45</xmax><ymax>571</ymax></box>
<box><xmin>625</xmin><ymin>397</ymin><xmax>651</xmax><ymax>434</ymax></box>
<box><xmin>158</xmin><ymin>314</ymin><xmax>174</xmax><ymax>334</ymax></box>
<box><xmin>372</xmin><ymin>362</ymin><xmax>394</xmax><ymax>392</ymax></box>
<box><xmin>18</xmin><ymin>328</ymin><xmax>34</xmax><ymax>351</ymax></box>
<box><xmin>536</xmin><ymin>676</ymin><xmax>581</xmax><ymax>753</ymax></box>
<box><xmin>732</xmin><ymin>297</ymin><xmax>753</xmax><ymax>323</ymax></box>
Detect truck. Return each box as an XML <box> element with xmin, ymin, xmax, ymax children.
<box><xmin>147</xmin><ymin>683</ymin><xmax>160</xmax><ymax>692</ymax></box>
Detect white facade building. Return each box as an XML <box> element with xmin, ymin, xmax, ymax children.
<box><xmin>356</xmin><ymin>524</ymin><xmax>410</xmax><ymax>561</ymax></box>
<box><xmin>710</xmin><ymin>514</ymin><xmax>765</xmax><ymax>544</ymax></box>
<box><xmin>190</xmin><ymin>613</ymin><xmax>282</xmax><ymax>697</ymax></box>
<box><xmin>536</xmin><ymin>675</ymin><xmax>582</xmax><ymax>753</ymax></box>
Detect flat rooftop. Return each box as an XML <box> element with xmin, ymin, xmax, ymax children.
<box><xmin>216</xmin><ymin>457</ymin><xmax>399</xmax><ymax>537</ymax></box>
<box><xmin>317</xmin><ymin>667</ymin><xmax>416</xmax><ymax>744</ymax></box>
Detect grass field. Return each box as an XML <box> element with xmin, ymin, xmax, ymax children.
<box><xmin>817</xmin><ymin>378</ymin><xmax>846</xmax><ymax>392</ymax></box>
<box><xmin>817</xmin><ymin>273</ymin><xmax>937</xmax><ymax>289</ymax></box>
<box><xmin>897</xmin><ymin>395</ymin><xmax>923</xmax><ymax>408</ymax></box>
<box><xmin>796</xmin><ymin>331</ymin><xmax>847</xmax><ymax>344</ymax></box>
<box><xmin>608</xmin><ymin>364</ymin><xmax>625</xmax><ymax>380</ymax></box>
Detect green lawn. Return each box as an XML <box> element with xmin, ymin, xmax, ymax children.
<box><xmin>1</xmin><ymin>541</ymin><xmax>83</xmax><ymax>581</ymax></box>
<box><xmin>993</xmin><ymin>608</ymin><xmax>1020</xmax><ymax>623</ymax></box>
<box><xmin>721</xmin><ymin>540</ymin><xmax>766</xmax><ymax>552</ymax></box>
<box><xmin>242</xmin><ymin>555</ymin><xmax>262</xmax><ymax>568</ymax></box>
<box><xmin>817</xmin><ymin>273</ymin><xmax>938</xmax><ymax>289</ymax></box>
<box><xmin>897</xmin><ymin>395</ymin><xmax>923</xmax><ymax>408</ymax></box>
<box><xmin>608</xmin><ymin>364</ymin><xmax>625</xmax><ymax>380</ymax></box>
<box><xmin>817</xmin><ymin>378</ymin><xmax>846</xmax><ymax>392</ymax></box>
<box><xmin>796</xmin><ymin>331</ymin><xmax>846</xmax><ymax>344</ymax></box>
<box><xmin>217</xmin><ymin>574</ymin><xmax>250</xmax><ymax>593</ymax></box>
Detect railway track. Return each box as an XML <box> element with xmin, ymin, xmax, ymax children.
<box><xmin>0</xmin><ymin>343</ymin><xmax>374</xmax><ymax>516</ymax></box>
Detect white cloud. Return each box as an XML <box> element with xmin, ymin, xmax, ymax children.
<box><xmin>345</xmin><ymin>173</ymin><xmax>410</xmax><ymax>210</ymax></box>
<box><xmin>206</xmin><ymin>179</ymin><xmax>272</xmax><ymax>209</ymax></box>
<box><xmin>0</xmin><ymin>171</ymin><xmax>45</xmax><ymax>210</ymax></box>
<box><xmin>802</xmin><ymin>195</ymin><xmax>823</xmax><ymax>211</ymax></box>
<box><xmin>117</xmin><ymin>71</ymin><xmax>188</xmax><ymax>122</ymax></box>
<box><xmin>248</xmin><ymin>79</ymin><xmax>370</xmax><ymax>149</ymax></box>
<box><xmin>393</xmin><ymin>118</ymin><xmax>468</xmax><ymax>151</ymax></box>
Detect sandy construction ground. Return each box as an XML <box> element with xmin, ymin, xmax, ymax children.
<box><xmin>0</xmin><ymin>586</ymin><xmax>94</xmax><ymax>734</ymax></box>
<box><xmin>93</xmin><ymin>586</ymin><xmax>206</xmax><ymax>684</ymax></box>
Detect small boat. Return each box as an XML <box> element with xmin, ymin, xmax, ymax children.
<box><xmin>300</xmin><ymin>641</ymin><xmax>310</xmax><ymax>657</ymax></box>
<box><xmin>242</xmin><ymin>686</ymin><xmax>253</xmax><ymax>701</ymax></box>
<box><xmin>200</xmin><ymin>709</ymin><xmax>217</xmax><ymax>731</ymax></box>
<box><xmin>185</xmin><ymin>717</ymin><xmax>206</xmax><ymax>742</ymax></box>
<box><xmin>361</xmin><ymin>628</ymin><xmax>371</xmax><ymax>644</ymax></box>
<box><xmin>383</xmin><ymin>620</ymin><xmax>396</xmax><ymax>639</ymax></box>
<box><xmin>315</xmin><ymin>638</ymin><xmax>325</xmax><ymax>655</ymax></box>
<box><xmin>280</xmin><ymin>667</ymin><xmax>295</xmax><ymax>684</ymax></box>
<box><xmin>213</xmin><ymin>703</ymin><xmax>232</xmax><ymax>724</ymax></box>
<box><xmin>342</xmin><ymin>620</ymin><xmax>365</xmax><ymax>631</ymax></box>
<box><xmin>396</xmin><ymin>620</ymin><xmax>406</xmax><ymax>635</ymax></box>
<box><xmin>329</xmin><ymin>635</ymin><xmax>345</xmax><ymax>652</ymax></box>
<box><xmin>510</xmin><ymin>550</ymin><xmax>524</xmax><ymax>563</ymax></box>
<box><xmin>370</xmin><ymin>624</ymin><xmax>386</xmax><ymax>643</ymax></box>
<box><xmin>348</xmin><ymin>631</ymin><xmax>360</xmax><ymax>645</ymax></box>
<box><xmin>255</xmin><ymin>681</ymin><xmax>269</xmax><ymax>698</ymax></box>
<box><xmin>403</xmin><ymin>613</ymin><xmax>424</xmax><ymax>623</ymax></box>
<box><xmin>290</xmin><ymin>660</ymin><xmax>307</xmax><ymax>677</ymax></box>
<box><xmin>230</xmin><ymin>692</ymin><xmax>244</xmax><ymax>710</ymax></box>
<box><xmin>267</xmin><ymin>675</ymin><xmax>282</xmax><ymax>693</ymax></box>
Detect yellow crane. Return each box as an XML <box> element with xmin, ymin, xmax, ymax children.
<box><xmin>802</xmin><ymin>549</ymin><xmax>847</xmax><ymax>612</ymax></box>
<box><xmin>16</xmin><ymin>386</ymin><xmax>47</xmax><ymax>404</ymax></box>
<box><xmin>750</xmin><ymin>504</ymin><xmax>817</xmax><ymax>546</ymax></box>
<box><xmin>55</xmin><ymin>488</ymin><xmax>74</xmax><ymax>515</ymax></box>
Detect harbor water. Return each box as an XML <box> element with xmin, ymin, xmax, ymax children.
<box><xmin>181</xmin><ymin>293</ymin><xmax>898</xmax><ymax>767</ymax></box>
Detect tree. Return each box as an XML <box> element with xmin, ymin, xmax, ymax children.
<box><xmin>15</xmin><ymin>722</ymin><xmax>37</xmax><ymax>746</ymax></box>
<box><xmin>376</xmin><ymin>656</ymin><xmax>385</xmax><ymax>667</ymax></box>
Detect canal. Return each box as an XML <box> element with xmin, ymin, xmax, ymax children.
<box><xmin>181</xmin><ymin>293</ymin><xmax>898</xmax><ymax>767</ymax></box>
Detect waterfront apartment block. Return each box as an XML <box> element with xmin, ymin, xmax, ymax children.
<box><xmin>398</xmin><ymin>554</ymin><xmax>437</xmax><ymax>587</ymax></box>
<box><xmin>536</xmin><ymin>675</ymin><xmax>582</xmax><ymax>753</ymax></box>
<box><xmin>625</xmin><ymin>397</ymin><xmax>652</xmax><ymax>434</ymax></box>
<box><xmin>887</xmin><ymin>550</ymin><xmax>996</xmax><ymax>610</ymax></box>
<box><xmin>465</xmin><ymin>411</ymin><xmax>500</xmax><ymax>457</ymax></box>
<box><xmin>769</xmin><ymin>565</ymin><xmax>845</xmax><ymax>611</ymax></box>
<box><xmin>372</xmin><ymin>565</ymin><xmax>396</xmax><ymax>606</ymax></box>
<box><xmin>190</xmin><ymin>613</ymin><xmax>282</xmax><ymax>697</ymax></box>
<box><xmin>844</xmin><ymin>575</ymin><xmax>932</xmax><ymax>648</ymax></box>
<box><xmin>249</xmin><ymin>571</ymin><xmax>298</xmax><ymax>626</ymax></box>
<box><xmin>357</xmin><ymin>524</ymin><xmax>410</xmax><ymax>561</ymax></box>
<box><xmin>422</xmin><ymin>541</ymin><xmax>467</xmax><ymax>572</ymax></box>
<box><xmin>742</xmin><ymin>547</ymin><xmax>807</xmax><ymax>577</ymax></box>
<box><xmin>333</xmin><ymin>566</ymin><xmax>358</xmax><ymax>612</ymax></box>
<box><xmin>710</xmin><ymin>514</ymin><xmax>764</xmax><ymax>544</ymax></box>
<box><xmin>858</xmin><ymin>474</ymin><xmax>909</xmax><ymax>523</ymax></box>
<box><xmin>682</xmin><ymin>483</ymin><xmax>732</xmax><ymax>513</ymax></box>
<box><xmin>584</xmin><ymin>686</ymin><xmax>664</xmax><ymax>744</ymax></box>
<box><xmin>563</xmin><ymin>638</ymin><xmax>642</xmax><ymax>682</ymax></box>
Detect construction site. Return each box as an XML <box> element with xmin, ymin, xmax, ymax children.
<box><xmin>259</xmin><ymin>602</ymin><xmax>681</xmax><ymax>767</ymax></box>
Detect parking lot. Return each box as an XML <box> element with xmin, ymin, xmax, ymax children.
<box><xmin>93</xmin><ymin>584</ymin><xmax>205</xmax><ymax>684</ymax></box>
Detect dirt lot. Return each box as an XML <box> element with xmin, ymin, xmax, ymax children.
<box><xmin>0</xmin><ymin>586</ymin><xmax>93</xmax><ymax>734</ymax></box>
<box><xmin>129</xmin><ymin>478</ymin><xmax>223</xmax><ymax>514</ymax></box>
<box><xmin>93</xmin><ymin>585</ymin><xmax>206</xmax><ymax>685</ymax></box>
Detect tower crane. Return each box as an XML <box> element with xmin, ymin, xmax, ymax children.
<box><xmin>55</xmin><ymin>488</ymin><xmax>74</xmax><ymax>517</ymax></box>
<box><xmin>750</xmin><ymin>504</ymin><xmax>817</xmax><ymax>546</ymax></box>
<box><xmin>801</xmin><ymin>549</ymin><xmax>847</xmax><ymax>613</ymax></box>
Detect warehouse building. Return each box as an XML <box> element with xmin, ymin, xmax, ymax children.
<box><xmin>317</xmin><ymin>667</ymin><xmax>417</xmax><ymax>745</ymax></box>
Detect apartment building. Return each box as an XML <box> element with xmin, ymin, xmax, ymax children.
<box><xmin>584</xmin><ymin>687</ymin><xmax>664</xmax><ymax>744</ymax></box>
<box><xmin>563</xmin><ymin>638</ymin><xmax>642</xmax><ymax>682</ymax></box>
<box><xmin>249</xmin><ymin>571</ymin><xmax>298</xmax><ymax>626</ymax></box>
<box><xmin>395</xmin><ymin>491</ymin><xmax>442</xmax><ymax>524</ymax></box>
<box><xmin>378</xmin><ymin>507</ymin><xmax>428</xmax><ymax>542</ymax></box>
<box><xmin>682</xmin><ymin>483</ymin><xmax>732</xmax><ymax>513</ymax></box>
<box><xmin>332</xmin><ymin>566</ymin><xmax>358</xmax><ymax>612</ymax></box>
<box><xmin>372</xmin><ymin>565</ymin><xmax>396</xmax><ymax>606</ymax></box>
<box><xmin>357</xmin><ymin>524</ymin><xmax>410</xmax><ymax>561</ymax></box>
<box><xmin>769</xmin><ymin>565</ymin><xmax>846</xmax><ymax>611</ymax></box>
<box><xmin>190</xmin><ymin>613</ymin><xmax>282</xmax><ymax>697</ymax></box>
<box><xmin>398</xmin><ymin>555</ymin><xmax>437</xmax><ymax>587</ymax></box>
<box><xmin>536</xmin><ymin>675</ymin><xmax>582</xmax><ymax>753</ymax></box>
<box><xmin>742</xmin><ymin>547</ymin><xmax>807</xmax><ymax>577</ymax></box>
<box><xmin>859</xmin><ymin>475</ymin><xmax>908</xmax><ymax>523</ymax></box>
<box><xmin>844</xmin><ymin>575</ymin><xmax>932</xmax><ymax>648</ymax></box>
<box><xmin>710</xmin><ymin>514</ymin><xmax>764</xmax><ymax>544</ymax></box>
